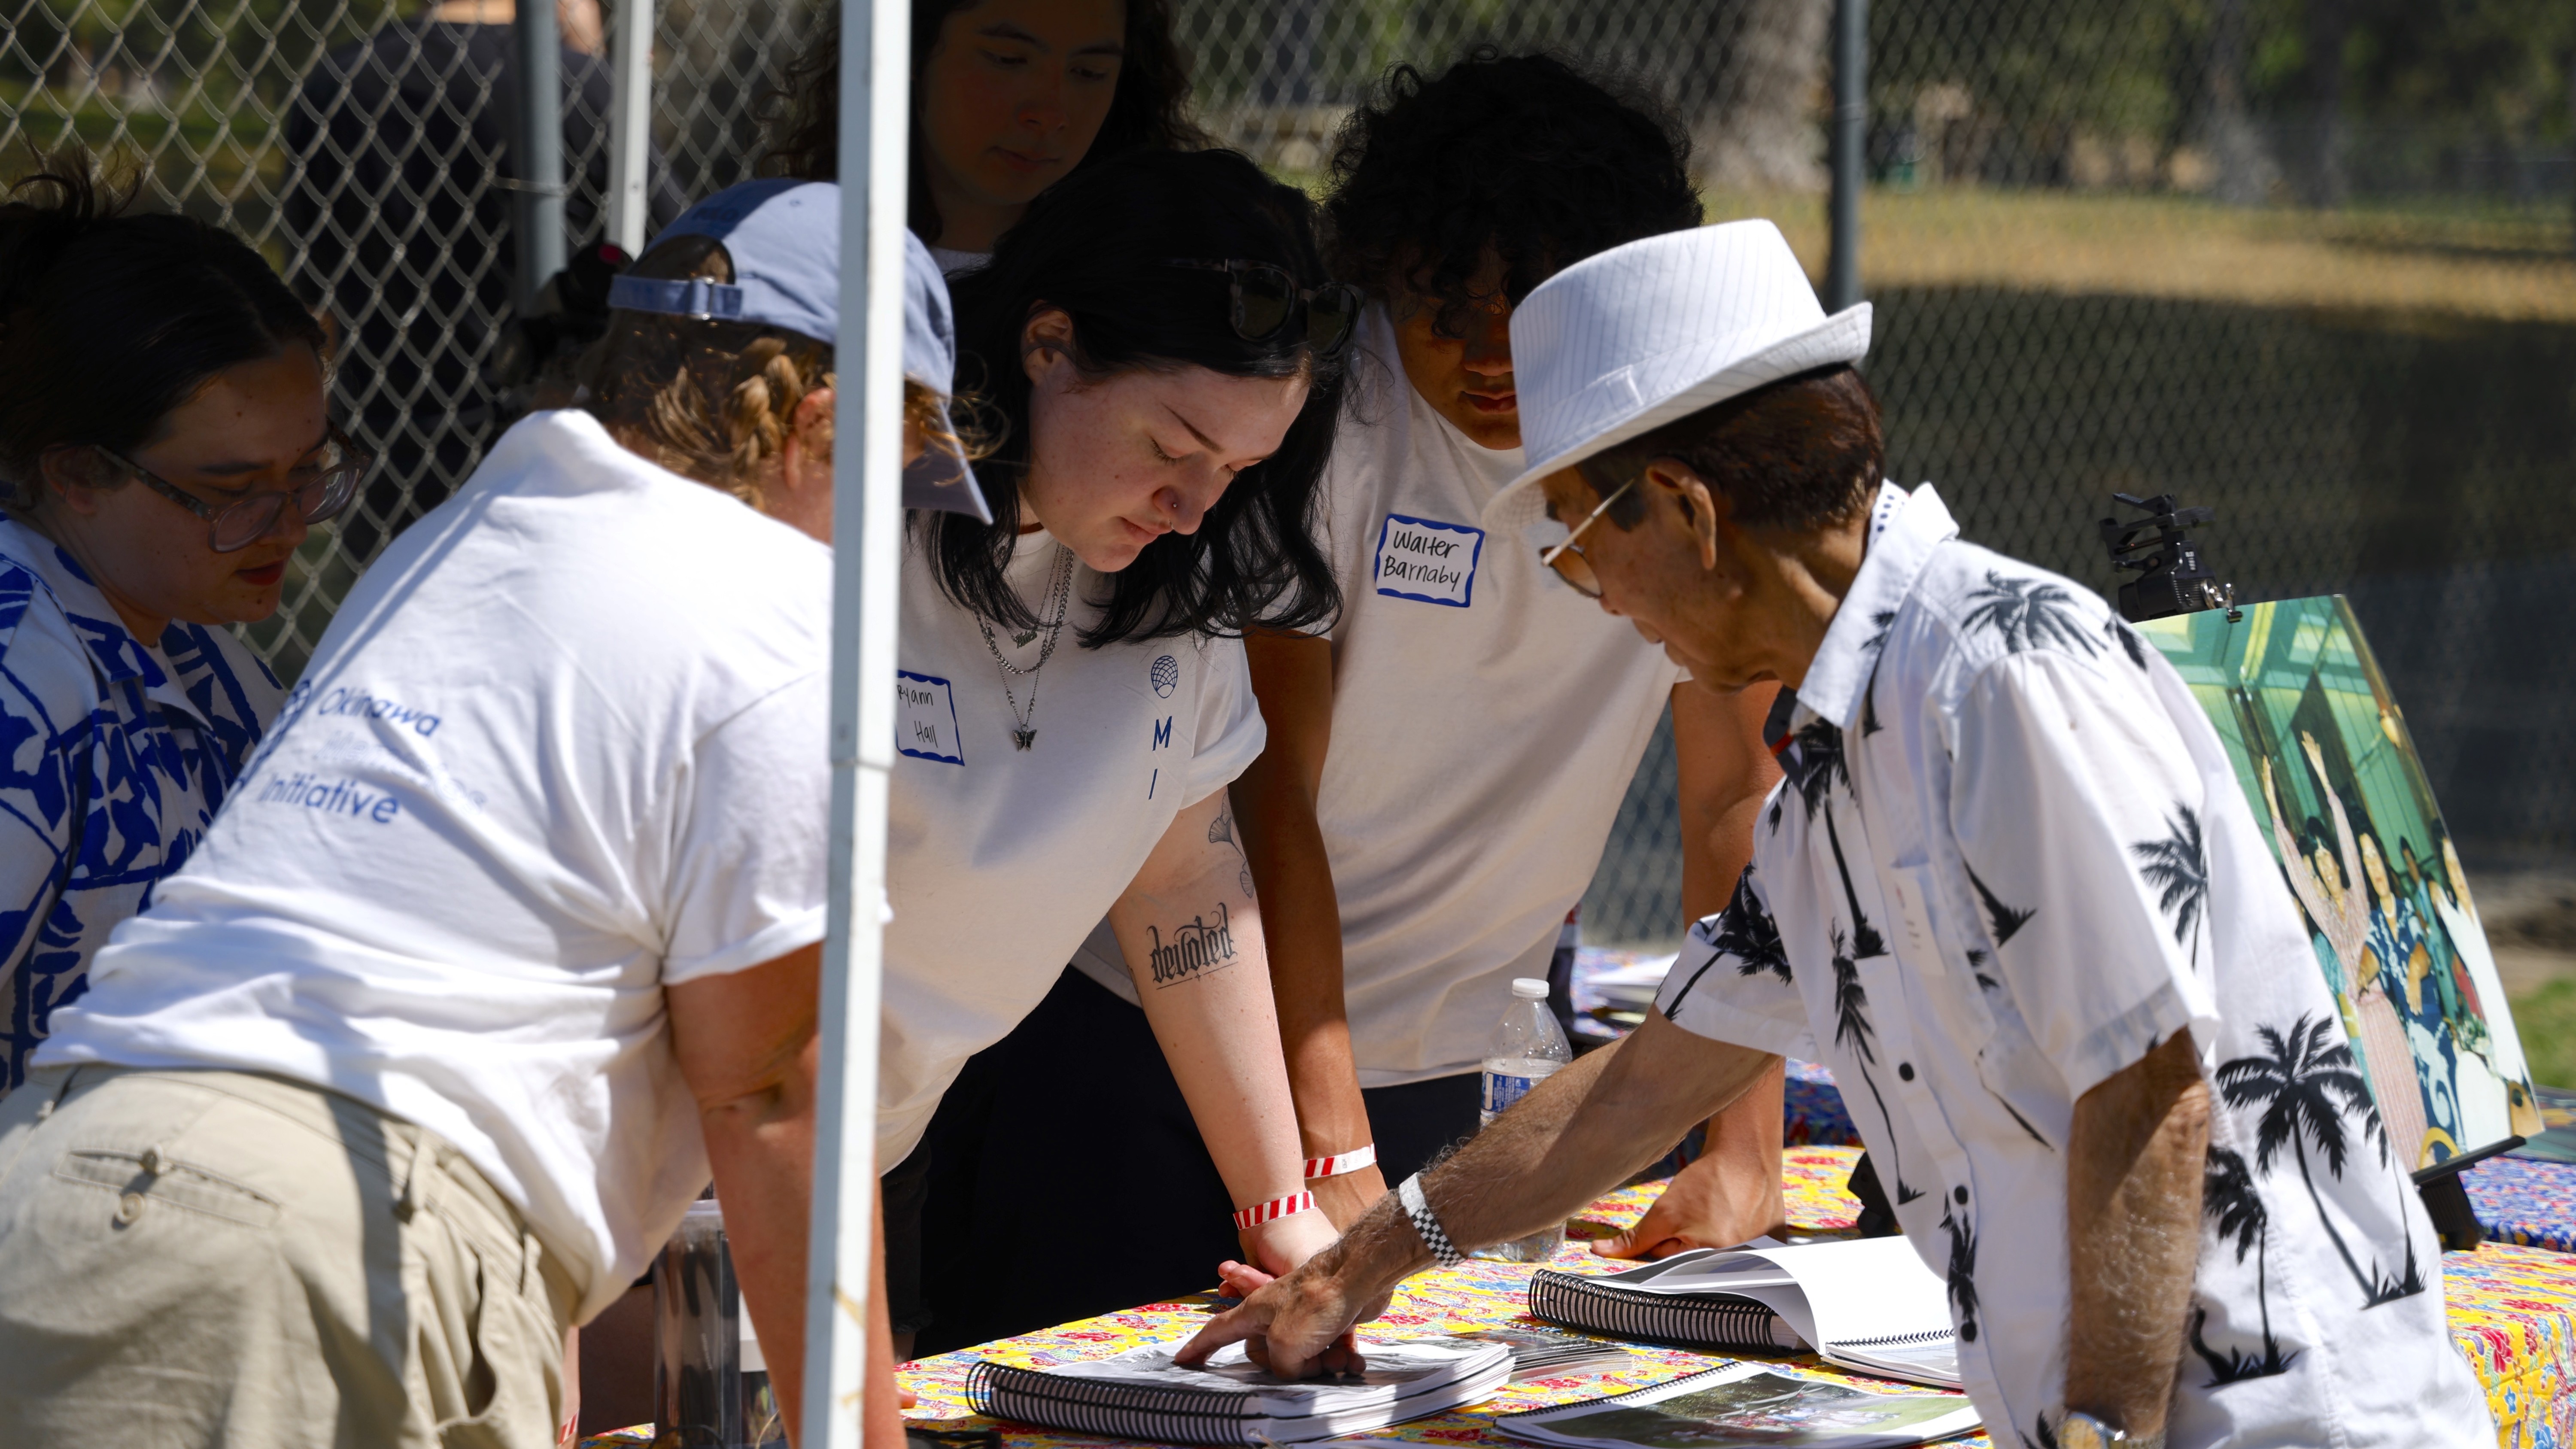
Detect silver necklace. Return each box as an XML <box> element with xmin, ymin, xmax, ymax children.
<box><xmin>976</xmin><ymin>543</ymin><xmax>1075</xmax><ymax>750</ymax></box>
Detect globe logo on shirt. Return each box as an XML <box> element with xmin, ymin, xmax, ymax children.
<box><xmin>1150</xmin><ymin>655</ymin><xmax>1179</xmax><ymax>698</ymax></box>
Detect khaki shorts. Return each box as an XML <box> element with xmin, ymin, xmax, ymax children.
<box><xmin>0</xmin><ymin>1065</ymin><xmax>581</xmax><ymax>1449</ymax></box>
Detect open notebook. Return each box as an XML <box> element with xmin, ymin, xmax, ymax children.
<box><xmin>1528</xmin><ymin>1237</ymin><xmax>1959</xmax><ymax>1388</ymax></box>
<box><xmin>964</xmin><ymin>1335</ymin><xmax>1512</xmax><ymax>1446</ymax></box>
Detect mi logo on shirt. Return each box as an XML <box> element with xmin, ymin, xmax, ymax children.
<box><xmin>1373</xmin><ymin>513</ymin><xmax>1483</xmax><ymax>608</ymax></box>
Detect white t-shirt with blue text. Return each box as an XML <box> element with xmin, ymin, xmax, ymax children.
<box><xmin>42</xmin><ymin>410</ymin><xmax>833</xmax><ymax>1320</ymax></box>
<box><xmin>878</xmin><ymin>525</ymin><xmax>1266</xmax><ymax>1164</ymax></box>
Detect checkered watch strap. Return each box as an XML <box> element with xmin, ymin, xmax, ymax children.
<box><xmin>1398</xmin><ymin>1173</ymin><xmax>1464</xmax><ymax>1268</ymax></box>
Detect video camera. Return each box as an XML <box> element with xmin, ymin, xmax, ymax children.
<box><xmin>2099</xmin><ymin>491</ymin><xmax>2237</xmax><ymax>624</ymax></box>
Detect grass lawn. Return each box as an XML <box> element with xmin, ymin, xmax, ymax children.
<box><xmin>2515</xmin><ymin>978</ymin><xmax>2576</xmax><ymax>1091</ymax></box>
<box><xmin>1708</xmin><ymin>185</ymin><xmax>2576</xmax><ymax>323</ymax></box>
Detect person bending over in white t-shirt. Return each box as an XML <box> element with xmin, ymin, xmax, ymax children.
<box><xmin>0</xmin><ymin>181</ymin><xmax>974</xmax><ymax>1448</ymax></box>
<box><xmin>918</xmin><ymin>59</ymin><xmax>1789</xmax><ymax>1357</ymax></box>
<box><xmin>873</xmin><ymin>146</ymin><xmax>1361</xmax><ymax>1356</ymax></box>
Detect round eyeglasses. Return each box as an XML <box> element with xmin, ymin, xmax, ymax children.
<box><xmin>1536</xmin><ymin>477</ymin><xmax>1639</xmax><ymax>600</ymax></box>
<box><xmin>1164</xmin><ymin>258</ymin><xmax>1363</xmax><ymax>357</ymax></box>
<box><xmin>94</xmin><ymin>428</ymin><xmax>372</xmax><ymax>553</ymax></box>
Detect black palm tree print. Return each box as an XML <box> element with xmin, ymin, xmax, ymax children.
<box><xmin>1662</xmin><ymin>871</ymin><xmax>1788</xmax><ymax>1018</ymax></box>
<box><xmin>2215</xmin><ymin>1015</ymin><xmax>2424</xmax><ymax>1306</ymax></box>
<box><xmin>1787</xmin><ymin>720</ymin><xmax>1888</xmax><ymax>960</ymax></box>
<box><xmin>1962</xmin><ymin>571</ymin><xmax>2103</xmax><ymax>656</ymax></box>
<box><xmin>2132</xmin><ymin>806</ymin><xmax>2210</xmax><ymax>963</ymax></box>
<box><xmin>1860</xmin><ymin>677</ymin><xmax>1884</xmax><ymax>737</ymax></box>
<box><xmin>1965</xmin><ymin>863</ymin><xmax>2035</xmax><ymax>947</ymax></box>
<box><xmin>2189</xmin><ymin>1144</ymin><xmax>2297</xmax><ymax>1384</ymax></box>
<box><xmin>2107</xmin><ymin>616</ymin><xmax>2151</xmax><ymax>670</ymax></box>
<box><xmin>1939</xmin><ymin>1188</ymin><xmax>1981</xmax><ymax>1343</ymax></box>
<box><xmin>1831</xmin><ymin>923</ymin><xmax>1922</xmax><ymax>1203</ymax></box>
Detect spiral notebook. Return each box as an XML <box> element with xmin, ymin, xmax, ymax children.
<box><xmin>1528</xmin><ymin>1237</ymin><xmax>1960</xmax><ymax>1388</ymax></box>
<box><xmin>965</xmin><ymin>1334</ymin><xmax>1513</xmax><ymax>1446</ymax></box>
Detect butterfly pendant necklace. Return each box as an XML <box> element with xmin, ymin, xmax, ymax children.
<box><xmin>976</xmin><ymin>542</ymin><xmax>1075</xmax><ymax>750</ymax></box>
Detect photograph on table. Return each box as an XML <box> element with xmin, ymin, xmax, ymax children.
<box><xmin>2142</xmin><ymin>594</ymin><xmax>2545</xmax><ymax>1169</ymax></box>
<box><xmin>1497</xmin><ymin>1363</ymin><xmax>1978</xmax><ymax>1449</ymax></box>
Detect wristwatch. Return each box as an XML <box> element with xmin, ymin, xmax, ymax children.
<box><xmin>2056</xmin><ymin>1411</ymin><xmax>2161</xmax><ymax>1449</ymax></box>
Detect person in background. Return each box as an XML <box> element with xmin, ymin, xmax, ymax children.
<box><xmin>0</xmin><ymin>179</ymin><xmax>970</xmax><ymax>1449</ymax></box>
<box><xmin>876</xmin><ymin>145</ymin><xmax>1358</xmax><ymax>1360</ymax></box>
<box><xmin>913</xmin><ymin>54</ymin><xmax>1786</xmax><ymax>1358</ymax></box>
<box><xmin>284</xmin><ymin>0</ymin><xmax>686</xmax><ymax>558</ymax></box>
<box><xmin>0</xmin><ymin>157</ymin><xmax>359</xmax><ymax>1096</ymax></box>
<box><xmin>763</xmin><ymin>0</ymin><xmax>1202</xmax><ymax>270</ymax></box>
<box><xmin>1189</xmin><ymin>221</ymin><xmax>2497</xmax><ymax>1449</ymax></box>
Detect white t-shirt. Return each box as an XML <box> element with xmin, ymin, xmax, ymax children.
<box><xmin>879</xmin><ymin>526</ymin><xmax>1266</xmax><ymax>1162</ymax></box>
<box><xmin>39</xmin><ymin>410</ymin><xmax>833</xmax><ymax>1321</ymax></box>
<box><xmin>1075</xmin><ymin>305</ymin><xmax>1684</xmax><ymax>1085</ymax></box>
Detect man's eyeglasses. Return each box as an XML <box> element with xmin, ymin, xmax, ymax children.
<box><xmin>94</xmin><ymin>428</ymin><xmax>371</xmax><ymax>553</ymax></box>
<box><xmin>1165</xmin><ymin>258</ymin><xmax>1362</xmax><ymax>357</ymax></box>
<box><xmin>1536</xmin><ymin>477</ymin><xmax>1640</xmax><ymax>600</ymax></box>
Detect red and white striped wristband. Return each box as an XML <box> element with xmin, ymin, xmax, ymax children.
<box><xmin>1303</xmin><ymin>1144</ymin><xmax>1378</xmax><ymax>1179</ymax></box>
<box><xmin>1232</xmin><ymin>1191</ymin><xmax>1315</xmax><ymax>1230</ymax></box>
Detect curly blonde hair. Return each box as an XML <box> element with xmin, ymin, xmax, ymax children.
<box><xmin>578</xmin><ymin>235</ymin><xmax>988</xmax><ymax>513</ymax></box>
<box><xmin>577</xmin><ymin>235</ymin><xmax>832</xmax><ymax>513</ymax></box>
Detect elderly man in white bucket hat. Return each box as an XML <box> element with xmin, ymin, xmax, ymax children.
<box><xmin>1183</xmin><ymin>220</ymin><xmax>2494</xmax><ymax>1449</ymax></box>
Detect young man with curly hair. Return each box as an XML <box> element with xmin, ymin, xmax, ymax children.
<box><xmin>922</xmin><ymin>55</ymin><xmax>1789</xmax><ymax>1359</ymax></box>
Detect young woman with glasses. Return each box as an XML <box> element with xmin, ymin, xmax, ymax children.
<box><xmin>0</xmin><ymin>157</ymin><xmax>361</xmax><ymax>1093</ymax></box>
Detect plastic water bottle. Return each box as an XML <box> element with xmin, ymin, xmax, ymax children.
<box><xmin>1476</xmin><ymin>977</ymin><xmax>1574</xmax><ymax>1262</ymax></box>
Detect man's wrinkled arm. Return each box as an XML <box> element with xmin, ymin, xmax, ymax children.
<box><xmin>2063</xmin><ymin>1029</ymin><xmax>2209</xmax><ymax>1443</ymax></box>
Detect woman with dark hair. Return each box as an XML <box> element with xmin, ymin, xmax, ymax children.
<box><xmin>762</xmin><ymin>0</ymin><xmax>1203</xmax><ymax>265</ymax></box>
<box><xmin>883</xmin><ymin>143</ymin><xmax>1357</xmax><ymax>1353</ymax></box>
<box><xmin>0</xmin><ymin>156</ymin><xmax>361</xmax><ymax>1094</ymax></box>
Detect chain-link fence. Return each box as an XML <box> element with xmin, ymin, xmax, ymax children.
<box><xmin>7</xmin><ymin>0</ymin><xmax>2571</xmax><ymax>940</ymax></box>
<box><xmin>0</xmin><ymin>0</ymin><xmax>815</xmax><ymax>679</ymax></box>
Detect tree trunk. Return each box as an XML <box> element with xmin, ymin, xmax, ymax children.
<box><xmin>2300</xmin><ymin>0</ymin><xmax>2351</xmax><ymax>208</ymax></box>
<box><xmin>1694</xmin><ymin>0</ymin><xmax>1832</xmax><ymax>194</ymax></box>
<box><xmin>2195</xmin><ymin>0</ymin><xmax>2278</xmax><ymax>206</ymax></box>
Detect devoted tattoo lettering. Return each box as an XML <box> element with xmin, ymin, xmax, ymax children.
<box><xmin>1148</xmin><ymin>900</ymin><xmax>1238</xmax><ymax>986</ymax></box>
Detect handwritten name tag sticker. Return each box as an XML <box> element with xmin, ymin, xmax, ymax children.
<box><xmin>896</xmin><ymin>669</ymin><xmax>964</xmax><ymax>765</ymax></box>
<box><xmin>1373</xmin><ymin>512</ymin><xmax>1484</xmax><ymax>608</ymax></box>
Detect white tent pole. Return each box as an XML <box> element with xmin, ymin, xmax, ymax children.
<box><xmin>804</xmin><ymin>0</ymin><xmax>909</xmax><ymax>1441</ymax></box>
<box><xmin>605</xmin><ymin>0</ymin><xmax>653</xmax><ymax>254</ymax></box>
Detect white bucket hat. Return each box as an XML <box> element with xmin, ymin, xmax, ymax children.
<box><xmin>1481</xmin><ymin>220</ymin><xmax>1871</xmax><ymax>538</ymax></box>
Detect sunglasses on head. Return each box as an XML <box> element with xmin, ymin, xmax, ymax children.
<box><xmin>1164</xmin><ymin>258</ymin><xmax>1361</xmax><ymax>357</ymax></box>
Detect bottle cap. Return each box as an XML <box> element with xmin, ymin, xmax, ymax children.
<box><xmin>1511</xmin><ymin>977</ymin><xmax>1550</xmax><ymax>999</ymax></box>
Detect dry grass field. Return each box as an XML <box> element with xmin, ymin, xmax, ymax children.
<box><xmin>1713</xmin><ymin>186</ymin><xmax>2576</xmax><ymax>323</ymax></box>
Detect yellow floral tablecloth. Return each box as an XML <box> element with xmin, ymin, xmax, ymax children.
<box><xmin>588</xmin><ymin>1146</ymin><xmax>2576</xmax><ymax>1449</ymax></box>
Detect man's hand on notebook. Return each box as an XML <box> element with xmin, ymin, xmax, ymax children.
<box><xmin>1591</xmin><ymin>1130</ymin><xmax>1789</xmax><ymax>1260</ymax></box>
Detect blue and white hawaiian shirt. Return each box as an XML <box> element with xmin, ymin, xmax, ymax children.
<box><xmin>1657</xmin><ymin>484</ymin><xmax>2492</xmax><ymax>1448</ymax></box>
<box><xmin>0</xmin><ymin>518</ymin><xmax>282</xmax><ymax>1091</ymax></box>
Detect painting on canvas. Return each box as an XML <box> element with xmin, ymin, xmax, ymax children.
<box><xmin>2144</xmin><ymin>595</ymin><xmax>2544</xmax><ymax>1170</ymax></box>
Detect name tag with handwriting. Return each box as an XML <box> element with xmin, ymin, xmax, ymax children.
<box><xmin>896</xmin><ymin>669</ymin><xmax>964</xmax><ymax>765</ymax></box>
<box><xmin>1373</xmin><ymin>512</ymin><xmax>1484</xmax><ymax>608</ymax></box>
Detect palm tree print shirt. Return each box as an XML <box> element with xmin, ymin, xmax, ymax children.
<box><xmin>1654</xmin><ymin>485</ymin><xmax>2490</xmax><ymax>1449</ymax></box>
<box><xmin>0</xmin><ymin>519</ymin><xmax>283</xmax><ymax>1094</ymax></box>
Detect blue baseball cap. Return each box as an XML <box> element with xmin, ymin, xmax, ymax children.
<box><xmin>608</xmin><ymin>179</ymin><xmax>991</xmax><ymax>521</ymax></box>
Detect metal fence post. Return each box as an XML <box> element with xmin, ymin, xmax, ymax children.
<box><xmin>805</xmin><ymin>0</ymin><xmax>909</xmax><ymax>1441</ymax></box>
<box><xmin>606</xmin><ymin>0</ymin><xmax>654</xmax><ymax>255</ymax></box>
<box><xmin>513</xmin><ymin>0</ymin><xmax>568</xmax><ymax>309</ymax></box>
<box><xmin>1826</xmin><ymin>0</ymin><xmax>1866</xmax><ymax>312</ymax></box>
